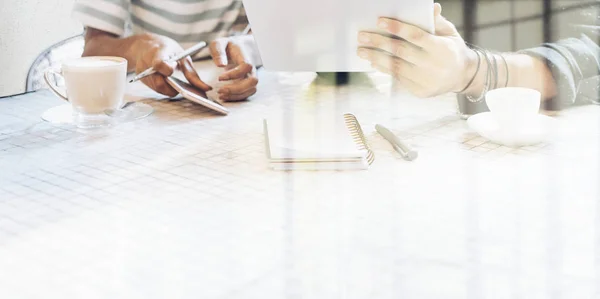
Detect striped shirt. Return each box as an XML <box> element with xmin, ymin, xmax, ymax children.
<box><xmin>72</xmin><ymin>0</ymin><xmax>248</xmax><ymax>57</ymax></box>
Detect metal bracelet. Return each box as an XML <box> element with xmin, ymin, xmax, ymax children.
<box><xmin>491</xmin><ymin>53</ymin><xmax>498</xmax><ymax>90</ymax></box>
<box><xmin>466</xmin><ymin>48</ymin><xmax>491</xmax><ymax>103</ymax></box>
<box><xmin>500</xmin><ymin>53</ymin><xmax>509</xmax><ymax>88</ymax></box>
<box><xmin>457</xmin><ymin>49</ymin><xmax>481</xmax><ymax>94</ymax></box>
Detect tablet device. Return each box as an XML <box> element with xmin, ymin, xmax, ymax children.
<box><xmin>242</xmin><ymin>0</ymin><xmax>434</xmax><ymax>72</ymax></box>
<box><xmin>166</xmin><ymin>77</ymin><xmax>229</xmax><ymax>115</ymax></box>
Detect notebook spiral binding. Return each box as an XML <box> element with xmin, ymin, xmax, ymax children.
<box><xmin>343</xmin><ymin>113</ymin><xmax>375</xmax><ymax>165</ymax></box>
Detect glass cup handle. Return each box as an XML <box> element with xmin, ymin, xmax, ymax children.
<box><xmin>44</xmin><ymin>68</ymin><xmax>68</xmax><ymax>102</ymax></box>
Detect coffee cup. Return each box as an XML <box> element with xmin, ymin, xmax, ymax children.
<box><xmin>485</xmin><ymin>87</ymin><xmax>541</xmax><ymax>132</ymax></box>
<box><xmin>44</xmin><ymin>56</ymin><xmax>127</xmax><ymax>128</ymax></box>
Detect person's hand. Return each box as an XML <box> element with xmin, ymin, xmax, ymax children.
<box><xmin>357</xmin><ymin>3</ymin><xmax>477</xmax><ymax>98</ymax></box>
<box><xmin>133</xmin><ymin>34</ymin><xmax>212</xmax><ymax>97</ymax></box>
<box><xmin>209</xmin><ymin>36</ymin><xmax>259</xmax><ymax>101</ymax></box>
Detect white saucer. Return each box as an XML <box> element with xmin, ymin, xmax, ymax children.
<box><xmin>467</xmin><ymin>112</ymin><xmax>556</xmax><ymax>147</ymax></box>
<box><xmin>41</xmin><ymin>104</ymin><xmax>74</xmax><ymax>124</ymax></box>
<box><xmin>41</xmin><ymin>102</ymin><xmax>154</xmax><ymax>128</ymax></box>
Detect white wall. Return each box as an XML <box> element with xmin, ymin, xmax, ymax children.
<box><xmin>0</xmin><ymin>0</ymin><xmax>82</xmax><ymax>97</ymax></box>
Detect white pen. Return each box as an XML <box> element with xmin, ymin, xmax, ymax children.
<box><xmin>129</xmin><ymin>41</ymin><xmax>208</xmax><ymax>83</ymax></box>
<box><xmin>375</xmin><ymin>124</ymin><xmax>418</xmax><ymax>161</ymax></box>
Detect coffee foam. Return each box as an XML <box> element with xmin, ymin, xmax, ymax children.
<box><xmin>64</xmin><ymin>58</ymin><xmax>123</xmax><ymax>69</ymax></box>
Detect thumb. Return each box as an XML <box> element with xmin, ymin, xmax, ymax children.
<box><xmin>433</xmin><ymin>3</ymin><xmax>459</xmax><ymax>36</ymax></box>
<box><xmin>210</xmin><ymin>39</ymin><xmax>229</xmax><ymax>67</ymax></box>
<box><xmin>434</xmin><ymin>2</ymin><xmax>442</xmax><ymax>16</ymax></box>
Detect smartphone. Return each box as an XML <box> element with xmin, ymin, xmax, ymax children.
<box><xmin>165</xmin><ymin>77</ymin><xmax>229</xmax><ymax>115</ymax></box>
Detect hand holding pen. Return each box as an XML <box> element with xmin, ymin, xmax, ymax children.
<box><xmin>130</xmin><ymin>41</ymin><xmax>208</xmax><ymax>83</ymax></box>
<box><xmin>131</xmin><ymin>37</ymin><xmax>211</xmax><ymax>97</ymax></box>
<box><xmin>130</xmin><ymin>25</ymin><xmax>257</xmax><ymax>101</ymax></box>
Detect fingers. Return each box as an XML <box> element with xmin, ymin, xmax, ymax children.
<box><xmin>434</xmin><ymin>2</ymin><xmax>442</xmax><ymax>16</ymax></box>
<box><xmin>218</xmin><ymin>73</ymin><xmax>258</xmax><ymax>101</ymax></box>
<box><xmin>152</xmin><ymin>59</ymin><xmax>177</xmax><ymax>77</ymax></box>
<box><xmin>210</xmin><ymin>38</ymin><xmax>258</xmax><ymax>101</ymax></box>
<box><xmin>359</xmin><ymin>47</ymin><xmax>432</xmax><ymax>96</ymax></box>
<box><xmin>219</xmin><ymin>75</ymin><xmax>258</xmax><ymax>96</ymax></box>
<box><xmin>377</xmin><ymin>18</ymin><xmax>434</xmax><ymax>48</ymax></box>
<box><xmin>356</xmin><ymin>6</ymin><xmax>464</xmax><ymax>98</ymax></box>
<box><xmin>371</xmin><ymin>62</ymin><xmax>431</xmax><ymax>98</ymax></box>
<box><xmin>141</xmin><ymin>74</ymin><xmax>178</xmax><ymax>97</ymax></box>
<box><xmin>210</xmin><ymin>39</ymin><xmax>228</xmax><ymax>67</ymax></box>
<box><xmin>225</xmin><ymin>42</ymin><xmax>249</xmax><ymax>66</ymax></box>
<box><xmin>433</xmin><ymin>4</ymin><xmax>459</xmax><ymax>36</ymax></box>
<box><xmin>179</xmin><ymin>57</ymin><xmax>212</xmax><ymax>91</ymax></box>
<box><xmin>136</xmin><ymin>51</ymin><xmax>178</xmax><ymax>97</ymax></box>
<box><xmin>357</xmin><ymin>48</ymin><xmax>413</xmax><ymax>75</ymax></box>
<box><xmin>371</xmin><ymin>61</ymin><xmax>392</xmax><ymax>74</ymax></box>
<box><xmin>220</xmin><ymin>86</ymin><xmax>257</xmax><ymax>102</ymax></box>
<box><xmin>219</xmin><ymin>63</ymin><xmax>253</xmax><ymax>81</ymax></box>
<box><xmin>357</xmin><ymin>32</ymin><xmax>428</xmax><ymax>66</ymax></box>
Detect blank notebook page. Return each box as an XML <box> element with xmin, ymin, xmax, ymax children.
<box><xmin>266</xmin><ymin>115</ymin><xmax>366</xmax><ymax>160</ymax></box>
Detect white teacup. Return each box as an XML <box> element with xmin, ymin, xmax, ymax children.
<box><xmin>44</xmin><ymin>56</ymin><xmax>127</xmax><ymax>128</ymax></box>
<box><xmin>485</xmin><ymin>87</ymin><xmax>541</xmax><ymax>132</ymax></box>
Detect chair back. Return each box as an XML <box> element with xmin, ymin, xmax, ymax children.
<box><xmin>26</xmin><ymin>34</ymin><xmax>84</xmax><ymax>93</ymax></box>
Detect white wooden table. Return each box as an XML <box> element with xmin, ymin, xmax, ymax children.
<box><xmin>1</xmin><ymin>62</ymin><xmax>600</xmax><ymax>299</ymax></box>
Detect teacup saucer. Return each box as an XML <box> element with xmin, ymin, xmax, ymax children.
<box><xmin>467</xmin><ymin>112</ymin><xmax>556</xmax><ymax>147</ymax></box>
<box><xmin>41</xmin><ymin>102</ymin><xmax>153</xmax><ymax>128</ymax></box>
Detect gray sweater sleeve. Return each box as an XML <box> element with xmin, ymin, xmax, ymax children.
<box><xmin>520</xmin><ymin>34</ymin><xmax>600</xmax><ymax>109</ymax></box>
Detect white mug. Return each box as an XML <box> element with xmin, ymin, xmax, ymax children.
<box><xmin>485</xmin><ymin>87</ymin><xmax>541</xmax><ymax>132</ymax></box>
<box><xmin>44</xmin><ymin>56</ymin><xmax>127</xmax><ymax>128</ymax></box>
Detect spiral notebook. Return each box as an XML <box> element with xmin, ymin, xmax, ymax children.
<box><xmin>263</xmin><ymin>113</ymin><xmax>375</xmax><ymax>170</ymax></box>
